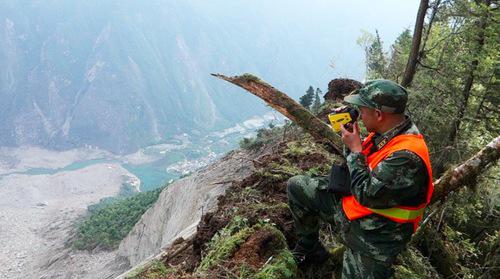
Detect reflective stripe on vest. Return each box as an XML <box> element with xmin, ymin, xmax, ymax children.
<box><xmin>341</xmin><ymin>133</ymin><xmax>434</xmax><ymax>231</ymax></box>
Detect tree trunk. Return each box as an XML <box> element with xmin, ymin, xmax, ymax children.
<box><xmin>447</xmin><ymin>0</ymin><xmax>490</xmax><ymax>145</ymax></box>
<box><xmin>401</xmin><ymin>0</ymin><xmax>429</xmax><ymax>87</ymax></box>
<box><xmin>431</xmin><ymin>135</ymin><xmax>499</xmax><ymax>203</ymax></box>
<box><xmin>211</xmin><ymin>73</ymin><xmax>343</xmax><ymax>155</ymax></box>
<box><xmin>419</xmin><ymin>0</ymin><xmax>441</xmax><ymax>60</ymax></box>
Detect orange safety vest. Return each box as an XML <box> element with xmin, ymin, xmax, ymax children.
<box><xmin>341</xmin><ymin>132</ymin><xmax>434</xmax><ymax>232</ymax></box>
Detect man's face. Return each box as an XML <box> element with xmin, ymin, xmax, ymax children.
<box><xmin>358</xmin><ymin>106</ymin><xmax>379</xmax><ymax>133</ymax></box>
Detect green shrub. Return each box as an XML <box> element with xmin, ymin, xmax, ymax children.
<box><xmin>197</xmin><ymin>218</ymin><xmax>253</xmax><ymax>272</ymax></box>
<box><xmin>255</xmin><ymin>249</ymin><xmax>297</xmax><ymax>279</ymax></box>
<box><xmin>73</xmin><ymin>186</ymin><xmax>164</xmax><ymax>250</ymax></box>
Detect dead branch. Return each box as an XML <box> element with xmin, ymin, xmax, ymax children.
<box><xmin>401</xmin><ymin>0</ymin><xmax>430</xmax><ymax>87</ymax></box>
<box><xmin>431</xmin><ymin>136</ymin><xmax>500</xmax><ymax>203</ymax></box>
<box><xmin>211</xmin><ymin>73</ymin><xmax>343</xmax><ymax>155</ymax></box>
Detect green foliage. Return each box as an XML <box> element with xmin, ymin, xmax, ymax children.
<box><xmin>197</xmin><ymin>217</ymin><xmax>254</xmax><ymax>272</ymax></box>
<box><xmin>299</xmin><ymin>86</ymin><xmax>315</xmax><ymax>109</ymax></box>
<box><xmin>357</xmin><ymin>0</ymin><xmax>498</xmax><ymax>176</ymax></box>
<box><xmin>238</xmin><ymin>264</ymin><xmax>257</xmax><ymax>278</ymax></box>
<box><xmin>394</xmin><ymin>247</ymin><xmax>439</xmax><ymax>279</ymax></box>
<box><xmin>311</xmin><ymin>88</ymin><xmax>322</xmax><ymax>114</ymax></box>
<box><xmin>305</xmin><ymin>166</ymin><xmax>327</xmax><ymax>177</ymax></box>
<box><xmin>258</xmin><ymin>160</ymin><xmax>303</xmax><ymax>181</ymax></box>
<box><xmin>353</xmin><ymin>5</ymin><xmax>498</xmax><ymax>275</ymax></box>
<box><xmin>359</xmin><ymin>28</ymin><xmax>412</xmax><ymax>81</ymax></box>
<box><xmin>358</xmin><ymin>30</ymin><xmax>388</xmax><ymax>79</ymax></box>
<box><xmin>387</xmin><ymin>28</ymin><xmax>412</xmax><ymax>82</ymax></box>
<box><xmin>73</xmin><ymin>187</ymin><xmax>164</xmax><ymax>250</ymax></box>
<box><xmin>435</xmin><ymin>165</ymin><xmax>500</xmax><ymax>277</ymax></box>
<box><xmin>284</xmin><ymin>141</ymin><xmax>312</xmax><ymax>157</ymax></box>
<box><xmin>197</xmin><ymin>216</ymin><xmax>297</xmax><ymax>278</ymax></box>
<box><xmin>239</xmin><ymin>137</ymin><xmax>262</xmax><ymax>150</ymax></box>
<box><xmin>255</xmin><ymin>245</ymin><xmax>297</xmax><ymax>279</ymax></box>
<box><xmin>408</xmin><ymin>1</ymin><xmax>498</xmax><ymax>173</ymax></box>
<box><xmin>241</xmin><ymin>73</ymin><xmax>262</xmax><ymax>82</ymax></box>
<box><xmin>367</xmin><ymin>30</ymin><xmax>387</xmax><ymax>79</ymax></box>
<box><xmin>87</xmin><ymin>183</ymin><xmax>138</xmax><ymax>213</ymax></box>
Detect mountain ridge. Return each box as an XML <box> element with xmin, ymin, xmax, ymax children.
<box><xmin>1</xmin><ymin>0</ymin><xmax>355</xmax><ymax>154</ymax></box>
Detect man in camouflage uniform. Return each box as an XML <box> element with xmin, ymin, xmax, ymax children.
<box><xmin>287</xmin><ymin>79</ymin><xmax>431</xmax><ymax>278</ymax></box>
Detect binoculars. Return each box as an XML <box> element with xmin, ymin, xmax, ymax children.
<box><xmin>327</xmin><ymin>107</ymin><xmax>359</xmax><ymax>132</ymax></box>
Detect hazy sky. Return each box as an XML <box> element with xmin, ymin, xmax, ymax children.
<box><xmin>0</xmin><ymin>0</ymin><xmax>423</xmax><ymax>150</ymax></box>
<box><xmin>189</xmin><ymin>0</ymin><xmax>421</xmax><ymax>81</ymax></box>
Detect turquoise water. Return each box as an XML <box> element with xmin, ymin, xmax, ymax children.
<box><xmin>16</xmin><ymin>158</ymin><xmax>176</xmax><ymax>192</ymax></box>
<box><xmin>23</xmin><ymin>159</ymin><xmax>110</xmax><ymax>175</ymax></box>
<box><xmin>20</xmin><ymin>159</ymin><xmax>178</xmax><ymax>192</ymax></box>
<box><xmin>122</xmin><ymin>164</ymin><xmax>178</xmax><ymax>192</ymax></box>
<box><xmin>9</xmin><ymin>130</ymin><xmax>244</xmax><ymax>192</ymax></box>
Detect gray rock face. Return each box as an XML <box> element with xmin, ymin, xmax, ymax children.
<box><xmin>117</xmin><ymin>149</ymin><xmax>254</xmax><ymax>268</ymax></box>
<box><xmin>0</xmin><ymin>0</ymin><xmax>335</xmax><ymax>153</ymax></box>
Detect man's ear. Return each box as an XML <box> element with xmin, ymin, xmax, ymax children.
<box><xmin>375</xmin><ymin>109</ymin><xmax>383</xmax><ymax>121</ymax></box>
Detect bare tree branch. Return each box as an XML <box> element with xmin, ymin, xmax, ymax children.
<box><xmin>419</xmin><ymin>0</ymin><xmax>442</xmax><ymax>60</ymax></box>
<box><xmin>211</xmin><ymin>73</ymin><xmax>344</xmax><ymax>155</ymax></box>
<box><xmin>402</xmin><ymin>0</ymin><xmax>430</xmax><ymax>87</ymax></box>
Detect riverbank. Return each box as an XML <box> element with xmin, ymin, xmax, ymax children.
<box><xmin>0</xmin><ymin>163</ymin><xmax>135</xmax><ymax>279</ymax></box>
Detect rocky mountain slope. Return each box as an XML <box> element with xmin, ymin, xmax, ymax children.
<box><xmin>112</xmin><ymin>119</ymin><xmax>498</xmax><ymax>278</ymax></box>
<box><xmin>118</xmin><ymin>149</ymin><xmax>257</xmax><ymax>268</ymax></box>
<box><xmin>0</xmin><ymin>0</ymin><xmax>345</xmax><ymax>153</ymax></box>
<box><xmin>84</xmin><ymin>147</ymin><xmax>263</xmax><ymax>278</ymax></box>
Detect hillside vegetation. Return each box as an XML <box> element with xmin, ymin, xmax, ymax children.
<box><xmin>119</xmin><ymin>0</ymin><xmax>499</xmax><ymax>278</ymax></box>
<box><xmin>127</xmin><ymin>119</ymin><xmax>497</xmax><ymax>278</ymax></box>
<box><xmin>73</xmin><ymin>186</ymin><xmax>165</xmax><ymax>250</ymax></box>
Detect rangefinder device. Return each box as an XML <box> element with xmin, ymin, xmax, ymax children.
<box><xmin>328</xmin><ymin>107</ymin><xmax>359</xmax><ymax>132</ymax></box>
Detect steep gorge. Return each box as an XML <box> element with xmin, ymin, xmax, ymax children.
<box><xmin>0</xmin><ymin>0</ymin><xmax>338</xmax><ymax>154</ymax></box>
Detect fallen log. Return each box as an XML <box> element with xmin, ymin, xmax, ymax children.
<box><xmin>211</xmin><ymin>73</ymin><xmax>343</xmax><ymax>155</ymax></box>
<box><xmin>213</xmin><ymin>73</ymin><xmax>500</xmax><ymax>268</ymax></box>
<box><xmin>431</xmin><ymin>136</ymin><xmax>499</xmax><ymax>203</ymax></box>
<box><xmin>213</xmin><ymin>73</ymin><xmax>500</xmax><ymax>201</ymax></box>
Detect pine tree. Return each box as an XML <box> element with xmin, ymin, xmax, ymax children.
<box><xmin>366</xmin><ymin>30</ymin><xmax>387</xmax><ymax>79</ymax></box>
<box><xmin>299</xmin><ymin>86</ymin><xmax>315</xmax><ymax>109</ymax></box>
<box><xmin>387</xmin><ymin>29</ymin><xmax>412</xmax><ymax>82</ymax></box>
<box><xmin>311</xmin><ymin>88</ymin><xmax>322</xmax><ymax>114</ymax></box>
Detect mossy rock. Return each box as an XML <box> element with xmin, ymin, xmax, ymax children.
<box><xmin>196</xmin><ymin>219</ymin><xmax>298</xmax><ymax>279</ymax></box>
<box><xmin>394</xmin><ymin>247</ymin><xmax>439</xmax><ymax>279</ymax></box>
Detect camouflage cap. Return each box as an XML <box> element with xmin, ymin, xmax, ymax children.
<box><xmin>343</xmin><ymin>79</ymin><xmax>408</xmax><ymax>113</ymax></box>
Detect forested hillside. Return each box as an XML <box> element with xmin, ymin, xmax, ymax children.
<box><xmin>105</xmin><ymin>0</ymin><xmax>499</xmax><ymax>278</ymax></box>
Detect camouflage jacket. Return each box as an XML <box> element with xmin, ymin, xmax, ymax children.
<box><xmin>341</xmin><ymin>117</ymin><xmax>429</xmax><ymax>263</ymax></box>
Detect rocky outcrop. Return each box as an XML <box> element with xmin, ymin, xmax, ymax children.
<box><xmin>324</xmin><ymin>78</ymin><xmax>363</xmax><ymax>101</ymax></box>
<box><xmin>115</xmin><ymin>149</ymin><xmax>255</xmax><ymax>272</ymax></box>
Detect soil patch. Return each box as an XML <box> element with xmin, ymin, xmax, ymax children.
<box><xmin>230</xmin><ymin>228</ymin><xmax>281</xmax><ymax>269</ymax></box>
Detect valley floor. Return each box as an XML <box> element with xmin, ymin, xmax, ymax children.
<box><xmin>0</xmin><ymin>156</ymin><xmax>135</xmax><ymax>279</ymax></box>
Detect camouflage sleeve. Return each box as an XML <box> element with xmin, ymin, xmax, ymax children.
<box><xmin>346</xmin><ymin>150</ymin><xmax>427</xmax><ymax>208</ymax></box>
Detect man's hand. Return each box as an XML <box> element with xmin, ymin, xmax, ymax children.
<box><xmin>340</xmin><ymin>122</ymin><xmax>362</xmax><ymax>153</ymax></box>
